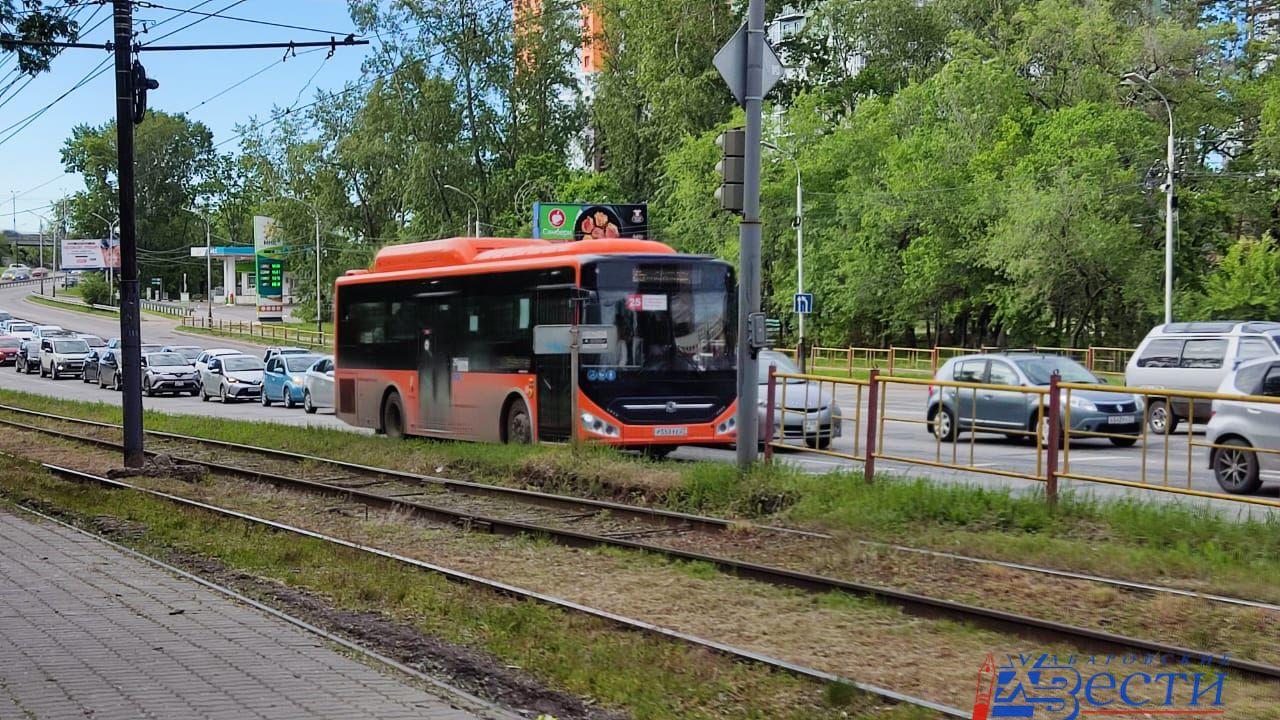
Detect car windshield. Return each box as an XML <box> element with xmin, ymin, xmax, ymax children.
<box><xmin>170</xmin><ymin>347</ymin><xmax>201</xmax><ymax>360</ymax></box>
<box><xmin>140</xmin><ymin>345</ymin><xmax>163</xmax><ymax>354</ymax></box>
<box><xmin>53</xmin><ymin>340</ymin><xmax>89</xmax><ymax>354</ymax></box>
<box><xmin>80</xmin><ymin>336</ymin><xmax>105</xmax><ymax>347</ymax></box>
<box><xmin>148</xmin><ymin>353</ymin><xmax>187</xmax><ymax>367</ymax></box>
<box><xmin>285</xmin><ymin>355</ymin><xmax>319</xmax><ymax>372</ymax></box>
<box><xmin>0</xmin><ymin>338</ymin><xmax>18</xmax><ymax>348</ymax></box>
<box><xmin>757</xmin><ymin>351</ymin><xmax>804</xmax><ymax>383</ymax></box>
<box><xmin>8</xmin><ymin>323</ymin><xmax>30</xmax><ymax>332</ymax></box>
<box><xmin>223</xmin><ymin>356</ymin><xmax>264</xmax><ymax>372</ymax></box>
<box><xmin>1014</xmin><ymin>357</ymin><xmax>1098</xmax><ymax>385</ymax></box>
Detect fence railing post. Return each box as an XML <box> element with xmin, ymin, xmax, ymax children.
<box><xmin>763</xmin><ymin>364</ymin><xmax>777</xmax><ymax>464</ymax></box>
<box><xmin>887</xmin><ymin>346</ymin><xmax>895</xmax><ymax>376</ymax></box>
<box><xmin>864</xmin><ymin>368</ymin><xmax>879</xmax><ymax>483</ymax></box>
<box><xmin>846</xmin><ymin>347</ymin><xmax>854</xmax><ymax>377</ymax></box>
<box><xmin>1046</xmin><ymin>372</ymin><xmax>1061</xmax><ymax>506</ymax></box>
<box><xmin>1086</xmin><ymin>346</ymin><xmax>1096</xmax><ymax>372</ymax></box>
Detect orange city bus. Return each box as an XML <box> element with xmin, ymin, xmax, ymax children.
<box><xmin>333</xmin><ymin>236</ymin><xmax>739</xmax><ymax>452</ymax></box>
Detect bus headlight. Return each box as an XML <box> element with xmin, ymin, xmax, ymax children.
<box><xmin>716</xmin><ymin>416</ymin><xmax>736</xmax><ymax>435</ymax></box>
<box><xmin>580</xmin><ymin>412</ymin><xmax>620</xmax><ymax>437</ymax></box>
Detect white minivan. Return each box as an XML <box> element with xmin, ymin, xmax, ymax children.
<box><xmin>1125</xmin><ymin>321</ymin><xmax>1280</xmax><ymax>433</ymax></box>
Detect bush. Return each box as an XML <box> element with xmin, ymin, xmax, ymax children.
<box><xmin>79</xmin><ymin>273</ymin><xmax>110</xmax><ymax>306</ymax></box>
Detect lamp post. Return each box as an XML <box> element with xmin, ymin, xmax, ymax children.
<box><xmin>1122</xmin><ymin>72</ymin><xmax>1176</xmax><ymax>326</ymax></box>
<box><xmin>24</xmin><ymin>210</ymin><xmax>52</xmax><ymax>295</ymax></box>
<box><xmin>763</xmin><ymin>141</ymin><xmax>805</xmax><ymax>371</ymax></box>
<box><xmin>180</xmin><ymin>207</ymin><xmax>214</xmax><ymax>324</ymax></box>
<box><xmin>444</xmin><ymin>184</ymin><xmax>481</xmax><ymax>238</ymax></box>
<box><xmin>90</xmin><ymin>212</ymin><xmax>120</xmax><ymax>303</ymax></box>
<box><xmin>272</xmin><ymin>196</ymin><xmax>323</xmax><ymax>334</ymax></box>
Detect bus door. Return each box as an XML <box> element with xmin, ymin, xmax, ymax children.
<box><xmin>534</xmin><ymin>287</ymin><xmax>572</xmax><ymax>441</ymax></box>
<box><xmin>418</xmin><ymin>295</ymin><xmax>456</xmax><ymax>432</ymax></box>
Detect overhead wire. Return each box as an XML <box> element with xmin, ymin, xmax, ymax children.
<box><xmin>134</xmin><ymin>2</ymin><xmax>352</xmax><ymax>36</ymax></box>
<box><xmin>140</xmin><ymin>0</ymin><xmax>248</xmax><ymax>46</ymax></box>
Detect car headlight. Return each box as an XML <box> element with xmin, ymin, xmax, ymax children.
<box><xmin>227</xmin><ymin>377</ymin><xmax>239</xmax><ymax>384</ymax></box>
<box><xmin>291</xmin><ymin>376</ymin><xmax>304</xmax><ymax>384</ymax></box>
<box><xmin>1069</xmin><ymin>396</ymin><xmax>1097</xmax><ymax>412</ymax></box>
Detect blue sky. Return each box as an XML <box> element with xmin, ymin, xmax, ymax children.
<box><xmin>3</xmin><ymin>1</ymin><xmax>373</xmax><ymax>233</ymax></box>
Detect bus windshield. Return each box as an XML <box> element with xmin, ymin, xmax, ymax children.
<box><xmin>582</xmin><ymin>259</ymin><xmax>735</xmax><ymax>375</ymax></box>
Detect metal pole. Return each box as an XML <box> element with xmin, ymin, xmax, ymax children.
<box><xmin>314</xmin><ymin>212</ymin><xmax>322</xmax><ymax>334</ymax></box>
<box><xmin>205</xmin><ymin>217</ymin><xmax>212</xmax><ymax>323</ymax></box>
<box><xmin>113</xmin><ymin>0</ymin><xmax>144</xmax><ymax>468</ymax></box>
<box><xmin>37</xmin><ymin>225</ymin><xmax>44</xmax><ymax>295</ymax></box>
<box><xmin>1165</xmin><ymin>128</ymin><xmax>1175</xmax><ymax>326</ymax></box>
<box><xmin>444</xmin><ymin>185</ymin><xmax>480</xmax><ymax>238</ymax></box>
<box><xmin>734</xmin><ymin>0</ymin><xmax>765</xmax><ymax>469</ymax></box>
<box><xmin>794</xmin><ymin>158</ymin><xmax>804</xmax><ymax>372</ymax></box>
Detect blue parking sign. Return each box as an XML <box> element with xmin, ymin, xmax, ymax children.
<box><xmin>793</xmin><ymin>292</ymin><xmax>813</xmax><ymax>314</ymax></box>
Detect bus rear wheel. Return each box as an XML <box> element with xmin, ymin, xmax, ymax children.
<box><xmin>504</xmin><ymin>401</ymin><xmax>532</xmax><ymax>444</ymax></box>
<box><xmin>382</xmin><ymin>392</ymin><xmax>405</xmax><ymax>440</ymax></box>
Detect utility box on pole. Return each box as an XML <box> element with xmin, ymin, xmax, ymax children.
<box><xmin>715</xmin><ymin>129</ymin><xmax>746</xmax><ymax>214</ymax></box>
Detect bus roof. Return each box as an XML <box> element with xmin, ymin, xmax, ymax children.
<box><xmin>347</xmin><ymin>237</ymin><xmax>679</xmax><ymax>279</ymax></box>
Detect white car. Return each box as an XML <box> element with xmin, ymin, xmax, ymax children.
<box><xmin>199</xmin><ymin>354</ymin><xmax>265</xmax><ymax>403</ymax></box>
<box><xmin>4</xmin><ymin>321</ymin><xmax>32</xmax><ymax>340</ymax></box>
<box><xmin>39</xmin><ymin>337</ymin><xmax>91</xmax><ymax>379</ymax></box>
<box><xmin>1207</xmin><ymin>357</ymin><xmax>1280</xmax><ymax>494</ymax></box>
<box><xmin>302</xmin><ymin>356</ymin><xmax>334</xmax><ymax>414</ymax></box>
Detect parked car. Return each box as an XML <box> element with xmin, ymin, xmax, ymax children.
<box><xmin>76</xmin><ymin>334</ymin><xmax>106</xmax><ymax>349</ymax></box>
<box><xmin>160</xmin><ymin>345</ymin><xmax>203</xmax><ymax>365</ymax></box>
<box><xmin>142</xmin><ymin>352</ymin><xmax>201</xmax><ymax>397</ymax></box>
<box><xmin>39</xmin><ymin>337</ymin><xmax>91</xmax><ymax>379</ymax></box>
<box><xmin>30</xmin><ymin>267</ymin><xmax>49</xmax><ymax>278</ymax></box>
<box><xmin>757</xmin><ymin>350</ymin><xmax>842</xmax><ymax>449</ymax></box>
<box><xmin>200</xmin><ymin>354</ymin><xmax>264</xmax><ymax>403</ymax></box>
<box><xmin>82</xmin><ymin>347</ymin><xmax>104</xmax><ymax>384</ymax></box>
<box><xmin>30</xmin><ymin>325</ymin><xmax>70</xmax><ymax>343</ymax></box>
<box><xmin>0</xmin><ymin>335</ymin><xmax>20</xmax><ymax>365</ymax></box>
<box><xmin>194</xmin><ymin>348</ymin><xmax>242</xmax><ymax>382</ymax></box>
<box><xmin>927</xmin><ymin>354</ymin><xmax>1143</xmax><ymax>447</ymax></box>
<box><xmin>1126</xmin><ymin>321</ymin><xmax>1280</xmax><ymax>434</ymax></box>
<box><xmin>4</xmin><ymin>321</ymin><xmax>32</xmax><ymax>340</ymax></box>
<box><xmin>0</xmin><ymin>309</ymin><xmax>11</xmax><ymax>324</ymax></box>
<box><xmin>1207</xmin><ymin>357</ymin><xmax>1280</xmax><ymax>494</ymax></box>
<box><xmin>97</xmin><ymin>349</ymin><xmax>123</xmax><ymax>390</ymax></box>
<box><xmin>302</xmin><ymin>356</ymin><xmax>334</xmax><ymax>414</ymax></box>
<box><xmin>262</xmin><ymin>353</ymin><xmax>320</xmax><ymax>408</ymax></box>
<box><xmin>263</xmin><ymin>346</ymin><xmax>310</xmax><ymax>363</ymax></box>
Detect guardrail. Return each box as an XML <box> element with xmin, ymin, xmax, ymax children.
<box><xmin>139</xmin><ymin>299</ymin><xmax>193</xmax><ymax>318</ymax></box>
<box><xmin>802</xmin><ymin>343</ymin><xmax>1136</xmax><ymax>380</ymax></box>
<box><xmin>763</xmin><ymin>367</ymin><xmax>1280</xmax><ymax>510</ymax></box>
<box><xmin>182</xmin><ymin>316</ymin><xmax>331</xmax><ymax>348</ymax></box>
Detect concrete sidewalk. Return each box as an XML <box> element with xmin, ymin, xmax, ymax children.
<box><xmin>0</xmin><ymin>508</ymin><xmax>490</xmax><ymax>720</ymax></box>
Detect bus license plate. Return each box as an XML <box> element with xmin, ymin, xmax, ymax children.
<box><xmin>653</xmin><ymin>427</ymin><xmax>688</xmax><ymax>437</ymax></box>
<box><xmin>1108</xmin><ymin>415</ymin><xmax>1136</xmax><ymax>425</ymax></box>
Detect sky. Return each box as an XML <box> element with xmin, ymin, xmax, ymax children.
<box><xmin>1</xmin><ymin>1</ymin><xmax>374</xmax><ymax>234</ymax></box>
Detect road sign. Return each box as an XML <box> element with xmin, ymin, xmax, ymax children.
<box><xmin>713</xmin><ymin>23</ymin><xmax>786</xmax><ymax>107</ymax></box>
<box><xmin>794</xmin><ymin>292</ymin><xmax>813</xmax><ymax>314</ymax></box>
<box><xmin>149</xmin><ymin>277</ymin><xmax>161</xmax><ymax>286</ymax></box>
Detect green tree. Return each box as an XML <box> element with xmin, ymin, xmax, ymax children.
<box><xmin>0</xmin><ymin>1</ymin><xmax>79</xmax><ymax>74</ymax></box>
<box><xmin>1198</xmin><ymin>236</ymin><xmax>1280</xmax><ymax>319</ymax></box>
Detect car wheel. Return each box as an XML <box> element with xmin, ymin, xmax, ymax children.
<box><xmin>503</xmin><ymin>399</ymin><xmax>532</xmax><ymax>444</ymax></box>
<box><xmin>144</xmin><ymin>380</ymin><xmax>154</xmax><ymax>397</ymax></box>
<box><xmin>220</xmin><ymin>385</ymin><xmax>231</xmax><ymax>403</ymax></box>
<box><xmin>805</xmin><ymin>436</ymin><xmax>833</xmax><ymax>450</ymax></box>
<box><xmin>114</xmin><ymin>374</ymin><xmax>122</xmax><ymax>392</ymax></box>
<box><xmin>382</xmin><ymin>392</ymin><xmax>406</xmax><ymax>439</ymax></box>
<box><xmin>1110</xmin><ymin>436</ymin><xmax>1138</xmax><ymax>448</ymax></box>
<box><xmin>1213</xmin><ymin>438</ymin><xmax>1262</xmax><ymax>494</ymax></box>
<box><xmin>189</xmin><ymin>388</ymin><xmax>199</xmax><ymax>397</ymax></box>
<box><xmin>304</xmin><ymin>390</ymin><xmax>316</xmax><ymax>414</ymax></box>
<box><xmin>200</xmin><ymin>385</ymin><xmax>209</xmax><ymax>402</ymax></box>
<box><xmin>261</xmin><ymin>390</ymin><xmax>271</xmax><ymax>407</ymax></box>
<box><xmin>1146</xmin><ymin>400</ymin><xmax>1179</xmax><ymax>435</ymax></box>
<box><xmin>933</xmin><ymin>406</ymin><xmax>957</xmax><ymax>442</ymax></box>
<box><xmin>51</xmin><ymin>368</ymin><xmax>58</xmax><ymax>380</ymax></box>
<box><xmin>98</xmin><ymin>375</ymin><xmax>106</xmax><ymax>389</ymax></box>
<box><xmin>284</xmin><ymin>386</ymin><xmax>296</xmax><ymax>409</ymax></box>
<box><xmin>1037</xmin><ymin>415</ymin><xmax>1065</xmax><ymax>448</ymax></box>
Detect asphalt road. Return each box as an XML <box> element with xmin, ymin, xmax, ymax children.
<box><xmin>3</xmin><ymin>282</ymin><xmax>1277</xmax><ymax>516</ymax></box>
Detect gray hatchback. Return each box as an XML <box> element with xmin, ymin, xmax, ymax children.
<box><xmin>926</xmin><ymin>354</ymin><xmax>1143</xmax><ymax>447</ymax></box>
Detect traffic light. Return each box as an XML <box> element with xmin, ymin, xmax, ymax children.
<box><xmin>715</xmin><ymin>128</ymin><xmax>745</xmax><ymax>214</ymax></box>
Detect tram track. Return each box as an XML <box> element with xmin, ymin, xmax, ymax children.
<box><xmin>3</xmin><ymin>403</ymin><xmax>1280</xmax><ymax>684</ymax></box>
<box><xmin>12</xmin><ymin>458</ymin><xmax>967</xmax><ymax>718</ymax></box>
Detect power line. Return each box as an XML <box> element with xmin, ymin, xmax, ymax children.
<box><xmin>135</xmin><ymin>2</ymin><xmax>354</xmax><ymax>36</ymax></box>
<box><xmin>140</xmin><ymin>0</ymin><xmax>248</xmax><ymax>46</ymax></box>
<box><xmin>183</xmin><ymin>46</ymin><xmax>324</xmax><ymax>113</ymax></box>
<box><xmin>0</xmin><ymin>55</ymin><xmax>113</xmax><ymax>150</ymax></box>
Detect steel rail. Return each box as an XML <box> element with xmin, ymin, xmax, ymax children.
<box><xmin>10</xmin><ymin>403</ymin><xmax>1274</xmax><ymax>612</ymax></box>
<box><xmin>10</xmin><ymin>458</ymin><xmax>967</xmax><ymax>718</ymax></box>
<box><xmin>0</xmin><ymin>402</ymin><xmax>825</xmax><ymax>539</ymax></box>
<box><xmin>4</xmin><ymin>413</ymin><xmax>1278</xmax><ymax>681</ymax></box>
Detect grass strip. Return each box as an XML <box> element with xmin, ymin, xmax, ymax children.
<box><xmin>0</xmin><ymin>456</ymin><xmax>907</xmax><ymax>720</ymax></box>
<box><xmin>1</xmin><ymin>387</ymin><xmax>1279</xmax><ymax>604</ymax></box>
<box><xmin>26</xmin><ymin>293</ymin><xmax>119</xmax><ymax>319</ymax></box>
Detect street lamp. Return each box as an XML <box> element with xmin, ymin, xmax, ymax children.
<box><xmin>444</xmin><ymin>184</ymin><xmax>481</xmax><ymax>238</ymax></box>
<box><xmin>271</xmin><ymin>196</ymin><xmax>323</xmax><ymax>335</ymax></box>
<box><xmin>23</xmin><ymin>210</ymin><xmax>53</xmax><ymax>295</ymax></box>
<box><xmin>179</xmin><ymin>207</ymin><xmax>214</xmax><ymax>324</ymax></box>
<box><xmin>90</xmin><ymin>211</ymin><xmax>119</xmax><ymax>304</ymax></box>
<box><xmin>763</xmin><ymin>140</ymin><xmax>806</xmax><ymax>371</ymax></box>
<box><xmin>1122</xmin><ymin>71</ymin><xmax>1176</xmax><ymax>326</ymax></box>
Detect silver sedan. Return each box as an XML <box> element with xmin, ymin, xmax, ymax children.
<box><xmin>757</xmin><ymin>350</ymin><xmax>842</xmax><ymax>449</ymax></box>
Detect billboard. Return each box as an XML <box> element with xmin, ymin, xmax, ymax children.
<box><xmin>59</xmin><ymin>237</ymin><xmax>120</xmax><ymax>271</ymax></box>
<box><xmin>533</xmin><ymin>203</ymin><xmax>649</xmax><ymax>241</ymax></box>
<box><xmin>253</xmin><ymin>215</ymin><xmax>284</xmax><ymax>322</ymax></box>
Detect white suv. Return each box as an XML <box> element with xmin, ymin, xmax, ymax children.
<box><xmin>1125</xmin><ymin>321</ymin><xmax>1280</xmax><ymax>433</ymax></box>
<box><xmin>39</xmin><ymin>337</ymin><xmax>92</xmax><ymax>379</ymax></box>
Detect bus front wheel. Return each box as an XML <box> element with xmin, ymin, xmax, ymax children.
<box><xmin>504</xmin><ymin>400</ymin><xmax>532</xmax><ymax>444</ymax></box>
<box><xmin>382</xmin><ymin>392</ymin><xmax>405</xmax><ymax>440</ymax></box>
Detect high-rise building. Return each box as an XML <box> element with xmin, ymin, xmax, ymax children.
<box><xmin>514</xmin><ymin>1</ymin><xmax>606</xmax><ymax>74</ymax></box>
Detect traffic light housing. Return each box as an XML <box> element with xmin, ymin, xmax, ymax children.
<box><xmin>715</xmin><ymin>128</ymin><xmax>745</xmax><ymax>214</ymax></box>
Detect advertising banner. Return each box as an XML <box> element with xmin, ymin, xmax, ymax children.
<box><xmin>253</xmin><ymin>215</ymin><xmax>284</xmax><ymax>322</ymax></box>
<box><xmin>533</xmin><ymin>203</ymin><xmax>649</xmax><ymax>241</ymax></box>
<box><xmin>59</xmin><ymin>237</ymin><xmax>120</xmax><ymax>271</ymax></box>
